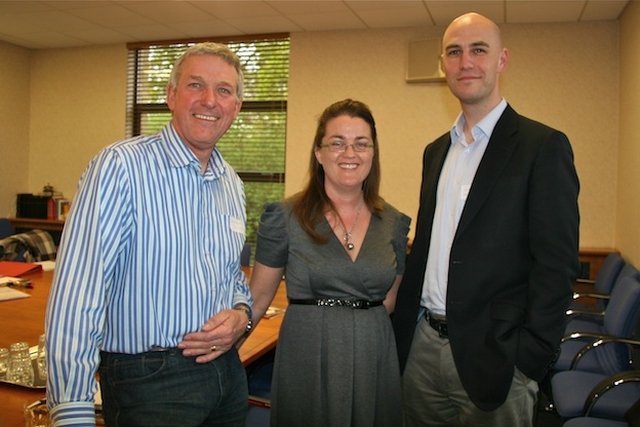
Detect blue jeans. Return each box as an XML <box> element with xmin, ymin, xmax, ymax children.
<box><xmin>99</xmin><ymin>348</ymin><xmax>248</xmax><ymax>427</ymax></box>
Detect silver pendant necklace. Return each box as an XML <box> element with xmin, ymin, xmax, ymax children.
<box><xmin>337</xmin><ymin>202</ymin><xmax>363</xmax><ymax>251</ymax></box>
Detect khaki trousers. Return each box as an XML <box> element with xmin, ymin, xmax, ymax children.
<box><xmin>402</xmin><ymin>313</ymin><xmax>538</xmax><ymax>427</ymax></box>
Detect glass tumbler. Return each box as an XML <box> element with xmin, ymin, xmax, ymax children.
<box><xmin>7</xmin><ymin>341</ymin><xmax>34</xmax><ymax>386</ymax></box>
<box><xmin>24</xmin><ymin>400</ymin><xmax>51</xmax><ymax>427</ymax></box>
<box><xmin>0</xmin><ymin>347</ymin><xmax>8</xmax><ymax>377</ymax></box>
<box><xmin>37</xmin><ymin>334</ymin><xmax>47</xmax><ymax>381</ymax></box>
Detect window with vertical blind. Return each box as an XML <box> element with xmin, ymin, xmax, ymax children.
<box><xmin>126</xmin><ymin>34</ymin><xmax>289</xmax><ymax>261</ymax></box>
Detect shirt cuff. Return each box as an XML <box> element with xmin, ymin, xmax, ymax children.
<box><xmin>50</xmin><ymin>401</ymin><xmax>97</xmax><ymax>426</ymax></box>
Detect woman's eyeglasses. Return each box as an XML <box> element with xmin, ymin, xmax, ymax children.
<box><xmin>320</xmin><ymin>141</ymin><xmax>374</xmax><ymax>153</ymax></box>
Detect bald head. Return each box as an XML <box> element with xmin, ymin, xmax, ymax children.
<box><xmin>440</xmin><ymin>12</ymin><xmax>508</xmax><ymax>117</ymax></box>
<box><xmin>443</xmin><ymin>12</ymin><xmax>503</xmax><ymax>53</ymax></box>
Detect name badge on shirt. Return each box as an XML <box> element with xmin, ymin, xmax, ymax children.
<box><xmin>230</xmin><ymin>216</ymin><xmax>245</xmax><ymax>234</ymax></box>
<box><xmin>460</xmin><ymin>184</ymin><xmax>471</xmax><ymax>201</ymax></box>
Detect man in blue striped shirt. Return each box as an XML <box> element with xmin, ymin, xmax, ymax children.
<box><xmin>45</xmin><ymin>43</ymin><xmax>253</xmax><ymax>426</ymax></box>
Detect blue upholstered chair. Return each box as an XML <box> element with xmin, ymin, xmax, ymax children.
<box><xmin>562</xmin><ymin>397</ymin><xmax>640</xmax><ymax>426</ymax></box>
<box><xmin>566</xmin><ymin>263</ymin><xmax>640</xmax><ymax>332</ymax></box>
<box><xmin>553</xmin><ymin>368</ymin><xmax>640</xmax><ymax>422</ymax></box>
<box><xmin>552</xmin><ymin>276</ymin><xmax>640</xmax><ymax>375</ymax></box>
<box><xmin>0</xmin><ymin>218</ymin><xmax>15</xmax><ymax>239</ymax></box>
<box><xmin>568</xmin><ymin>253</ymin><xmax>626</xmax><ymax>315</ymax></box>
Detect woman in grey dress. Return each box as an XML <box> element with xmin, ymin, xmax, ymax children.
<box><xmin>248</xmin><ymin>99</ymin><xmax>410</xmax><ymax>427</ymax></box>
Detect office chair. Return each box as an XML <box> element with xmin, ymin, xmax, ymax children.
<box><xmin>0</xmin><ymin>218</ymin><xmax>15</xmax><ymax>239</ymax></box>
<box><xmin>569</xmin><ymin>253</ymin><xmax>625</xmax><ymax>315</ymax></box>
<box><xmin>552</xmin><ymin>276</ymin><xmax>640</xmax><ymax>375</ymax></box>
<box><xmin>552</xmin><ymin>368</ymin><xmax>640</xmax><ymax>421</ymax></box>
<box><xmin>562</xmin><ymin>397</ymin><xmax>640</xmax><ymax>427</ymax></box>
<box><xmin>566</xmin><ymin>262</ymin><xmax>640</xmax><ymax>331</ymax></box>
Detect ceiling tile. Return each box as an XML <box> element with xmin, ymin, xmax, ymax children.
<box><xmin>357</xmin><ymin>7</ymin><xmax>434</xmax><ymax>28</ymax></box>
<box><xmin>61</xmin><ymin>28</ymin><xmax>133</xmax><ymax>45</ymax></box>
<box><xmin>581</xmin><ymin>0</ymin><xmax>629</xmax><ymax>21</ymax></box>
<box><xmin>11</xmin><ymin>10</ymin><xmax>103</xmax><ymax>32</ymax></box>
<box><xmin>506</xmin><ymin>0</ymin><xmax>584</xmax><ymax>23</ymax></box>
<box><xmin>9</xmin><ymin>31</ymin><xmax>89</xmax><ymax>48</ymax></box>
<box><xmin>65</xmin><ymin>5</ymin><xmax>157</xmax><ymax>27</ymax></box>
<box><xmin>426</xmin><ymin>1</ymin><xmax>505</xmax><ymax>25</ymax></box>
<box><xmin>114</xmin><ymin>24</ymin><xmax>188</xmax><ymax>42</ymax></box>
<box><xmin>192</xmin><ymin>1</ymin><xmax>280</xmax><ymax>19</ymax></box>
<box><xmin>286</xmin><ymin>11</ymin><xmax>366</xmax><ymax>31</ymax></box>
<box><xmin>0</xmin><ymin>1</ymin><xmax>55</xmax><ymax>13</ymax></box>
<box><xmin>224</xmin><ymin>15</ymin><xmax>303</xmax><ymax>34</ymax></box>
<box><xmin>119</xmin><ymin>1</ymin><xmax>214</xmax><ymax>23</ymax></box>
<box><xmin>165</xmin><ymin>19</ymin><xmax>245</xmax><ymax>38</ymax></box>
<box><xmin>268</xmin><ymin>0</ymin><xmax>351</xmax><ymax>14</ymax></box>
<box><xmin>45</xmin><ymin>1</ymin><xmax>115</xmax><ymax>10</ymax></box>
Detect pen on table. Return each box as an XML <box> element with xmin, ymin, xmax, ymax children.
<box><xmin>3</xmin><ymin>280</ymin><xmax>34</xmax><ymax>289</ymax></box>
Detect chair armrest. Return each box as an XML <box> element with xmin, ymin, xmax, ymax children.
<box><xmin>571</xmin><ymin>336</ymin><xmax>640</xmax><ymax>370</ymax></box>
<box><xmin>565</xmin><ymin>308</ymin><xmax>605</xmax><ymax>319</ymax></box>
<box><xmin>576</xmin><ymin>278</ymin><xmax>596</xmax><ymax>285</ymax></box>
<box><xmin>572</xmin><ymin>291</ymin><xmax>610</xmax><ymax>301</ymax></box>
<box><xmin>583</xmin><ymin>370</ymin><xmax>640</xmax><ymax>416</ymax></box>
<box><xmin>561</xmin><ymin>331</ymin><xmax>608</xmax><ymax>344</ymax></box>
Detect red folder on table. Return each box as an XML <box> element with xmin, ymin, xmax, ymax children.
<box><xmin>0</xmin><ymin>260</ymin><xmax>43</xmax><ymax>277</ymax></box>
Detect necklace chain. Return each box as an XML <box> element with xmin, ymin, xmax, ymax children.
<box><xmin>336</xmin><ymin>202</ymin><xmax>363</xmax><ymax>251</ymax></box>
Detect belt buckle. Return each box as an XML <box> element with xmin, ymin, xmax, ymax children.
<box><xmin>427</xmin><ymin>311</ymin><xmax>448</xmax><ymax>338</ymax></box>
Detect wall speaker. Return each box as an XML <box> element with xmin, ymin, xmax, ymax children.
<box><xmin>406</xmin><ymin>38</ymin><xmax>445</xmax><ymax>83</ymax></box>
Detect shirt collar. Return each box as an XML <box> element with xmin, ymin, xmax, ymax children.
<box><xmin>161</xmin><ymin>122</ymin><xmax>227</xmax><ymax>179</ymax></box>
<box><xmin>450</xmin><ymin>98</ymin><xmax>508</xmax><ymax>145</ymax></box>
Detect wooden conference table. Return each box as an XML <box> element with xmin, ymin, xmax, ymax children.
<box><xmin>0</xmin><ymin>267</ymin><xmax>287</xmax><ymax>426</ymax></box>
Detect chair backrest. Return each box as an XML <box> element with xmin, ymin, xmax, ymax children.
<box><xmin>597</xmin><ymin>276</ymin><xmax>640</xmax><ymax>374</ymax></box>
<box><xmin>0</xmin><ymin>218</ymin><xmax>15</xmax><ymax>239</ymax></box>
<box><xmin>600</xmin><ymin>263</ymin><xmax>640</xmax><ymax>310</ymax></box>
<box><xmin>594</xmin><ymin>253</ymin><xmax>626</xmax><ymax>295</ymax></box>
<box><xmin>604</xmin><ymin>276</ymin><xmax>640</xmax><ymax>337</ymax></box>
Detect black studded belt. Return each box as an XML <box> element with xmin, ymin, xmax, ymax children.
<box><xmin>288</xmin><ymin>298</ymin><xmax>383</xmax><ymax>310</ymax></box>
<box><xmin>425</xmin><ymin>310</ymin><xmax>448</xmax><ymax>338</ymax></box>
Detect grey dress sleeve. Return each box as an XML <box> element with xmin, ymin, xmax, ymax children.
<box><xmin>392</xmin><ymin>209</ymin><xmax>411</xmax><ymax>275</ymax></box>
<box><xmin>255</xmin><ymin>202</ymin><xmax>289</xmax><ymax>268</ymax></box>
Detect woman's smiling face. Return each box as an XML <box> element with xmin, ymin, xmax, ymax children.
<box><xmin>314</xmin><ymin>115</ymin><xmax>374</xmax><ymax>194</ymax></box>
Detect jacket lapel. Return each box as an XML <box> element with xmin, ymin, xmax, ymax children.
<box><xmin>455</xmin><ymin>105</ymin><xmax>519</xmax><ymax>236</ymax></box>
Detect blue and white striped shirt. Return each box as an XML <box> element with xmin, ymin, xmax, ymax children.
<box><xmin>45</xmin><ymin>123</ymin><xmax>251</xmax><ymax>425</ymax></box>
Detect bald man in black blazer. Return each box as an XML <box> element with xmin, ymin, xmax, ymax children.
<box><xmin>393</xmin><ymin>13</ymin><xmax>580</xmax><ymax>426</ymax></box>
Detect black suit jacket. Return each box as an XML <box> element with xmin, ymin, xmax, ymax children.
<box><xmin>393</xmin><ymin>105</ymin><xmax>580</xmax><ymax>411</ymax></box>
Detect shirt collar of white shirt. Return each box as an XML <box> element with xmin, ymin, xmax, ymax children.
<box><xmin>450</xmin><ymin>98</ymin><xmax>508</xmax><ymax>146</ymax></box>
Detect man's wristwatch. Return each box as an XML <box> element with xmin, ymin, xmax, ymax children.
<box><xmin>234</xmin><ymin>303</ymin><xmax>253</xmax><ymax>334</ymax></box>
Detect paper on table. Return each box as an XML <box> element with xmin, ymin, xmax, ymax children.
<box><xmin>0</xmin><ymin>276</ymin><xmax>31</xmax><ymax>301</ymax></box>
<box><xmin>264</xmin><ymin>306</ymin><xmax>285</xmax><ymax>319</ymax></box>
<box><xmin>35</xmin><ymin>260</ymin><xmax>56</xmax><ymax>271</ymax></box>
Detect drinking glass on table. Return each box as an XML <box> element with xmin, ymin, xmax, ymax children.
<box><xmin>0</xmin><ymin>347</ymin><xmax>8</xmax><ymax>377</ymax></box>
<box><xmin>7</xmin><ymin>341</ymin><xmax>34</xmax><ymax>386</ymax></box>
<box><xmin>37</xmin><ymin>334</ymin><xmax>47</xmax><ymax>380</ymax></box>
<box><xmin>24</xmin><ymin>400</ymin><xmax>51</xmax><ymax>427</ymax></box>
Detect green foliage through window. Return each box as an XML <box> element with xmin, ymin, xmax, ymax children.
<box><xmin>126</xmin><ymin>36</ymin><xmax>289</xmax><ymax>264</ymax></box>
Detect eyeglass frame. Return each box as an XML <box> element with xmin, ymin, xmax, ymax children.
<box><xmin>319</xmin><ymin>141</ymin><xmax>375</xmax><ymax>153</ymax></box>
